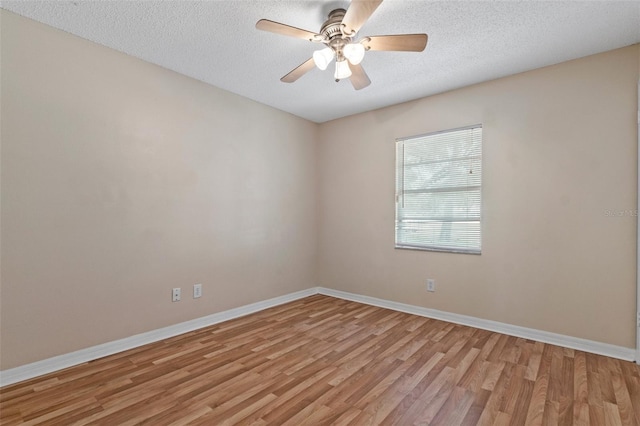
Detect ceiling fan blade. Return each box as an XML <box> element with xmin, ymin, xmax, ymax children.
<box><xmin>362</xmin><ymin>34</ymin><xmax>428</xmax><ymax>52</ymax></box>
<box><xmin>349</xmin><ymin>63</ymin><xmax>371</xmax><ymax>90</ymax></box>
<box><xmin>341</xmin><ymin>0</ymin><xmax>383</xmax><ymax>35</ymax></box>
<box><xmin>256</xmin><ymin>19</ymin><xmax>319</xmax><ymax>41</ymax></box>
<box><xmin>281</xmin><ymin>58</ymin><xmax>316</xmax><ymax>83</ymax></box>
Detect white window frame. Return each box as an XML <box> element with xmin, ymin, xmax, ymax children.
<box><xmin>395</xmin><ymin>124</ymin><xmax>482</xmax><ymax>254</ymax></box>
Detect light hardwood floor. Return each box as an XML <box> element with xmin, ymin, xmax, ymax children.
<box><xmin>1</xmin><ymin>295</ymin><xmax>639</xmax><ymax>425</ymax></box>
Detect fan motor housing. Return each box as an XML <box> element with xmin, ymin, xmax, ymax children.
<box><xmin>320</xmin><ymin>9</ymin><xmax>348</xmax><ymax>41</ymax></box>
<box><xmin>321</xmin><ymin>8</ymin><xmax>352</xmax><ymax>57</ymax></box>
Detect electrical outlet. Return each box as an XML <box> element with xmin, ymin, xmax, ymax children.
<box><xmin>427</xmin><ymin>279</ymin><xmax>436</xmax><ymax>292</ymax></box>
<box><xmin>172</xmin><ymin>288</ymin><xmax>181</xmax><ymax>302</ymax></box>
<box><xmin>193</xmin><ymin>283</ymin><xmax>202</xmax><ymax>299</ymax></box>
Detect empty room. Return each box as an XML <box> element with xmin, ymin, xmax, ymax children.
<box><xmin>1</xmin><ymin>0</ymin><xmax>640</xmax><ymax>424</ymax></box>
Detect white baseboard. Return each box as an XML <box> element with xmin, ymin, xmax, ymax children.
<box><xmin>0</xmin><ymin>287</ymin><xmax>319</xmax><ymax>387</ymax></box>
<box><xmin>2</xmin><ymin>285</ymin><xmax>635</xmax><ymax>387</ymax></box>
<box><xmin>318</xmin><ymin>287</ymin><xmax>636</xmax><ymax>363</ymax></box>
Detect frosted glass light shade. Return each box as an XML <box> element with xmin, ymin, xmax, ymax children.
<box><xmin>313</xmin><ymin>47</ymin><xmax>334</xmax><ymax>70</ymax></box>
<box><xmin>344</xmin><ymin>43</ymin><xmax>365</xmax><ymax>65</ymax></box>
<box><xmin>334</xmin><ymin>59</ymin><xmax>352</xmax><ymax>80</ymax></box>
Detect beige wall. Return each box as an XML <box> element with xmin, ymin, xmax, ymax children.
<box><xmin>0</xmin><ymin>11</ymin><xmax>318</xmax><ymax>369</ymax></box>
<box><xmin>318</xmin><ymin>45</ymin><xmax>639</xmax><ymax>348</ymax></box>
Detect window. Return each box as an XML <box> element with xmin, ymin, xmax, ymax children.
<box><xmin>395</xmin><ymin>125</ymin><xmax>482</xmax><ymax>254</ymax></box>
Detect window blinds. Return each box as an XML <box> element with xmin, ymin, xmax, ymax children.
<box><xmin>395</xmin><ymin>125</ymin><xmax>482</xmax><ymax>254</ymax></box>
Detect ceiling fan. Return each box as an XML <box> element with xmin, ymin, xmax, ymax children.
<box><xmin>255</xmin><ymin>0</ymin><xmax>428</xmax><ymax>90</ymax></box>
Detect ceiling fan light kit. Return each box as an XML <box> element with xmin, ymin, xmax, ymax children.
<box><xmin>313</xmin><ymin>47</ymin><xmax>334</xmax><ymax>71</ymax></box>
<box><xmin>334</xmin><ymin>59</ymin><xmax>352</xmax><ymax>80</ymax></box>
<box><xmin>343</xmin><ymin>43</ymin><xmax>365</xmax><ymax>65</ymax></box>
<box><xmin>256</xmin><ymin>0</ymin><xmax>428</xmax><ymax>90</ymax></box>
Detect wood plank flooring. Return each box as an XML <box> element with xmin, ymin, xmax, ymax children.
<box><xmin>1</xmin><ymin>295</ymin><xmax>639</xmax><ymax>425</ymax></box>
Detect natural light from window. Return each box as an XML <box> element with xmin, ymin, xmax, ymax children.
<box><xmin>395</xmin><ymin>125</ymin><xmax>482</xmax><ymax>254</ymax></box>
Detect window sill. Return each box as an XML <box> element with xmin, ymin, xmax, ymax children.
<box><xmin>395</xmin><ymin>245</ymin><xmax>481</xmax><ymax>255</ymax></box>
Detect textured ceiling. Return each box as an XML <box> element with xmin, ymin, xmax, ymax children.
<box><xmin>2</xmin><ymin>0</ymin><xmax>640</xmax><ymax>123</ymax></box>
